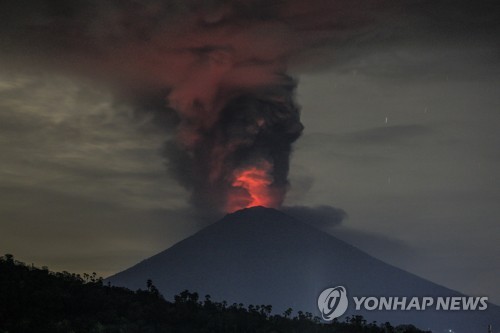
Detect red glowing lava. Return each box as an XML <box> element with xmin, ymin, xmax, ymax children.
<box><xmin>226</xmin><ymin>161</ymin><xmax>278</xmax><ymax>213</ymax></box>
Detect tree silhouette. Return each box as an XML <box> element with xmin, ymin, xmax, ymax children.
<box><xmin>0</xmin><ymin>254</ymin><xmax>432</xmax><ymax>333</ymax></box>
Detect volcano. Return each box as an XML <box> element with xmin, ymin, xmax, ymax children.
<box><xmin>107</xmin><ymin>207</ymin><xmax>499</xmax><ymax>332</ymax></box>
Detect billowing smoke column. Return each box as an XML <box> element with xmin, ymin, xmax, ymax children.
<box><xmin>0</xmin><ymin>0</ymin><xmax>393</xmax><ymax>215</ymax></box>
<box><xmin>166</xmin><ymin>76</ymin><xmax>303</xmax><ymax>213</ymax></box>
<box><xmin>144</xmin><ymin>0</ymin><xmax>396</xmax><ymax>215</ymax></box>
<box><xmin>111</xmin><ymin>1</ymin><xmax>385</xmax><ymax>215</ymax></box>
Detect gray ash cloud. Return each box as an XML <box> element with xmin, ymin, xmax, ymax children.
<box><xmin>2</xmin><ymin>0</ymin><xmax>498</xmax><ymax>214</ymax></box>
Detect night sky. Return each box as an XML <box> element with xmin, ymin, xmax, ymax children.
<box><xmin>1</xmin><ymin>1</ymin><xmax>499</xmax><ymax>303</ymax></box>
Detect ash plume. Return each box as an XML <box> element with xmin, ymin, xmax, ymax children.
<box><xmin>166</xmin><ymin>80</ymin><xmax>303</xmax><ymax>213</ymax></box>
<box><xmin>0</xmin><ymin>0</ymin><xmax>404</xmax><ymax>214</ymax></box>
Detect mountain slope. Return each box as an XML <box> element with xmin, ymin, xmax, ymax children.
<box><xmin>107</xmin><ymin>207</ymin><xmax>499</xmax><ymax>333</ymax></box>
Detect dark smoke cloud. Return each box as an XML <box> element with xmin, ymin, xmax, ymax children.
<box><xmin>281</xmin><ymin>205</ymin><xmax>347</xmax><ymax>230</ymax></box>
<box><xmin>2</xmin><ymin>0</ymin><xmax>498</xmax><ymax>214</ymax></box>
<box><xmin>165</xmin><ymin>80</ymin><xmax>303</xmax><ymax>213</ymax></box>
<box><xmin>281</xmin><ymin>205</ymin><xmax>416</xmax><ymax>265</ymax></box>
<box><xmin>1</xmin><ymin>0</ymin><xmax>391</xmax><ymax>214</ymax></box>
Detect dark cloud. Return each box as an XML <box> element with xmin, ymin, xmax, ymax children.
<box><xmin>0</xmin><ymin>0</ymin><xmax>393</xmax><ymax>84</ymax></box>
<box><xmin>281</xmin><ymin>205</ymin><xmax>415</xmax><ymax>267</ymax></box>
<box><xmin>339</xmin><ymin>46</ymin><xmax>500</xmax><ymax>81</ymax></box>
<box><xmin>300</xmin><ymin>124</ymin><xmax>432</xmax><ymax>150</ymax></box>
<box><xmin>1</xmin><ymin>0</ymin><xmax>498</xmax><ymax>214</ymax></box>
<box><xmin>164</xmin><ymin>84</ymin><xmax>303</xmax><ymax>214</ymax></box>
<box><xmin>1</xmin><ymin>0</ymin><xmax>498</xmax><ymax>79</ymax></box>
<box><xmin>291</xmin><ymin>1</ymin><xmax>500</xmax><ymax>78</ymax></box>
<box><xmin>340</xmin><ymin>125</ymin><xmax>433</xmax><ymax>144</ymax></box>
<box><xmin>281</xmin><ymin>205</ymin><xmax>347</xmax><ymax>229</ymax></box>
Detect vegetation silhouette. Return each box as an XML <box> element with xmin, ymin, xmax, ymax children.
<box><xmin>0</xmin><ymin>254</ymin><xmax>430</xmax><ymax>333</ymax></box>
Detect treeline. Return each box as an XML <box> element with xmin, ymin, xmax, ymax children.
<box><xmin>0</xmin><ymin>254</ymin><xmax>429</xmax><ymax>333</ymax></box>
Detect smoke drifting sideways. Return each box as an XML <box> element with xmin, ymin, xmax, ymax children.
<box><xmin>0</xmin><ymin>0</ymin><xmax>397</xmax><ymax>215</ymax></box>
<box><xmin>281</xmin><ymin>205</ymin><xmax>347</xmax><ymax>230</ymax></box>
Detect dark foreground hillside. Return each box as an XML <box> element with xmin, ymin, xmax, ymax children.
<box><xmin>0</xmin><ymin>254</ymin><xmax>429</xmax><ymax>333</ymax></box>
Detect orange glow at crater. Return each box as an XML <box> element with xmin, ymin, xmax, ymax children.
<box><xmin>226</xmin><ymin>161</ymin><xmax>278</xmax><ymax>213</ymax></box>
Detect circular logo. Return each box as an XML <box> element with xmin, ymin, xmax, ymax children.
<box><xmin>317</xmin><ymin>286</ymin><xmax>348</xmax><ymax>321</ymax></box>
